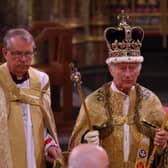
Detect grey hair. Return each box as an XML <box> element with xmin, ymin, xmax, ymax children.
<box><xmin>3</xmin><ymin>28</ymin><xmax>36</xmax><ymax>49</ymax></box>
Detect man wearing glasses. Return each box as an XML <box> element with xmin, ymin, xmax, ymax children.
<box><xmin>0</xmin><ymin>28</ymin><xmax>63</xmax><ymax>168</ymax></box>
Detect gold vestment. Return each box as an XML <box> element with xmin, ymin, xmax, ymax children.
<box><xmin>0</xmin><ymin>63</ymin><xmax>60</xmax><ymax>168</ymax></box>
<box><xmin>69</xmin><ymin>82</ymin><xmax>166</xmax><ymax>168</ymax></box>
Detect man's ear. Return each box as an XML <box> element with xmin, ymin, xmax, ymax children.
<box><xmin>108</xmin><ymin>64</ymin><xmax>113</xmax><ymax>76</ymax></box>
<box><xmin>2</xmin><ymin>48</ymin><xmax>8</xmax><ymax>58</ymax></box>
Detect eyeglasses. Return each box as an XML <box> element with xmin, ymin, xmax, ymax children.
<box><xmin>8</xmin><ymin>50</ymin><xmax>34</xmax><ymax>59</ymax></box>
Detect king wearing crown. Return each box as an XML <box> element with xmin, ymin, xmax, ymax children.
<box><xmin>69</xmin><ymin>11</ymin><xmax>168</xmax><ymax>168</ymax></box>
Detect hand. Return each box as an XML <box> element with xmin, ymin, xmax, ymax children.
<box><xmin>84</xmin><ymin>130</ymin><xmax>99</xmax><ymax>145</ymax></box>
<box><xmin>154</xmin><ymin>128</ymin><xmax>168</xmax><ymax>148</ymax></box>
<box><xmin>46</xmin><ymin>145</ymin><xmax>61</xmax><ymax>163</ymax></box>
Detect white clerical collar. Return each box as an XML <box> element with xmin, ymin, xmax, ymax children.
<box><xmin>111</xmin><ymin>81</ymin><xmax>135</xmax><ymax>96</ymax></box>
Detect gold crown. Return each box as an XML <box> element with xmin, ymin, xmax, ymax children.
<box><xmin>104</xmin><ymin>10</ymin><xmax>144</xmax><ymax>64</ymax></box>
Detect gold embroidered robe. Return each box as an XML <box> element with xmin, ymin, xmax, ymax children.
<box><xmin>0</xmin><ymin>63</ymin><xmax>60</xmax><ymax>168</ymax></box>
<box><xmin>69</xmin><ymin>82</ymin><xmax>166</xmax><ymax>168</ymax></box>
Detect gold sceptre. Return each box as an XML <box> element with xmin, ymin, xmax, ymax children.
<box><xmin>70</xmin><ymin>63</ymin><xmax>93</xmax><ymax>131</ymax></box>
<box><xmin>146</xmin><ymin>110</ymin><xmax>168</xmax><ymax>168</ymax></box>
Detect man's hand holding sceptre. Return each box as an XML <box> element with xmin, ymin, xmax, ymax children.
<box><xmin>70</xmin><ymin>63</ymin><xmax>99</xmax><ymax>145</ymax></box>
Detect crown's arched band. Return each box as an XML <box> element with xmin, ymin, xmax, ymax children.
<box><xmin>106</xmin><ymin>56</ymin><xmax>144</xmax><ymax>64</ymax></box>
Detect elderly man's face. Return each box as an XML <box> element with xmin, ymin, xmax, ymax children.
<box><xmin>109</xmin><ymin>62</ymin><xmax>141</xmax><ymax>94</ymax></box>
<box><xmin>2</xmin><ymin>36</ymin><xmax>33</xmax><ymax>78</ymax></box>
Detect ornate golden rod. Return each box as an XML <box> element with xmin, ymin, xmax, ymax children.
<box><xmin>69</xmin><ymin>63</ymin><xmax>93</xmax><ymax>131</ymax></box>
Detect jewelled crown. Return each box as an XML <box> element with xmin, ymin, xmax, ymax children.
<box><xmin>104</xmin><ymin>10</ymin><xmax>144</xmax><ymax>64</ymax></box>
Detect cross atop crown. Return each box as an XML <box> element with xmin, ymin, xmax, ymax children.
<box><xmin>117</xmin><ymin>10</ymin><xmax>130</xmax><ymax>28</ymax></box>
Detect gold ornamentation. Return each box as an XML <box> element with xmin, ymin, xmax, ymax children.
<box><xmin>99</xmin><ymin>82</ymin><xmax>153</xmax><ymax>139</ymax></box>
<box><xmin>104</xmin><ymin>10</ymin><xmax>144</xmax><ymax>64</ymax></box>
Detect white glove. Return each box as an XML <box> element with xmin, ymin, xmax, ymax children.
<box><xmin>84</xmin><ymin>130</ymin><xmax>99</xmax><ymax>145</ymax></box>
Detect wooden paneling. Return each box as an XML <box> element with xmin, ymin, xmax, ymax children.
<box><xmin>30</xmin><ymin>21</ymin><xmax>73</xmax><ymax>124</ymax></box>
